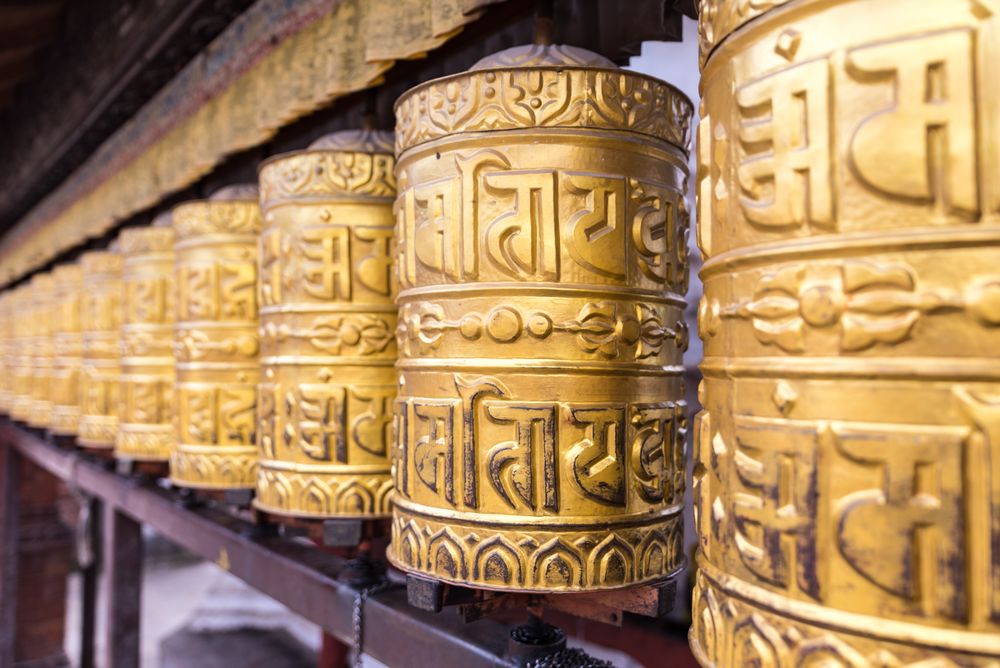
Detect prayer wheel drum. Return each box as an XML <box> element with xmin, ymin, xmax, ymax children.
<box><xmin>117</xmin><ymin>224</ymin><xmax>175</xmax><ymax>462</ymax></box>
<box><xmin>170</xmin><ymin>186</ymin><xmax>261</xmax><ymax>490</ymax></box>
<box><xmin>0</xmin><ymin>291</ymin><xmax>13</xmax><ymax>415</ymax></box>
<box><xmin>256</xmin><ymin>131</ymin><xmax>396</xmax><ymax>519</ymax></box>
<box><xmin>79</xmin><ymin>251</ymin><xmax>123</xmax><ymax>449</ymax></box>
<box><xmin>389</xmin><ymin>45</ymin><xmax>694</xmax><ymax>592</ymax></box>
<box><xmin>10</xmin><ymin>284</ymin><xmax>36</xmax><ymax>423</ymax></box>
<box><xmin>50</xmin><ymin>264</ymin><xmax>85</xmax><ymax>436</ymax></box>
<box><xmin>28</xmin><ymin>272</ymin><xmax>55</xmax><ymax>429</ymax></box>
<box><xmin>692</xmin><ymin>0</ymin><xmax>1000</xmax><ymax>665</ymax></box>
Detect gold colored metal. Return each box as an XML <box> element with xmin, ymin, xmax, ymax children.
<box><xmin>692</xmin><ymin>0</ymin><xmax>1000</xmax><ymax>664</ymax></box>
<box><xmin>79</xmin><ymin>251</ymin><xmax>123</xmax><ymax>449</ymax></box>
<box><xmin>27</xmin><ymin>272</ymin><xmax>55</xmax><ymax>428</ymax></box>
<box><xmin>171</xmin><ymin>187</ymin><xmax>261</xmax><ymax>489</ymax></box>
<box><xmin>0</xmin><ymin>290</ymin><xmax>12</xmax><ymax>414</ymax></box>
<box><xmin>255</xmin><ymin>130</ymin><xmax>396</xmax><ymax>519</ymax></box>
<box><xmin>388</xmin><ymin>44</ymin><xmax>694</xmax><ymax>592</ymax></box>
<box><xmin>117</xmin><ymin>224</ymin><xmax>175</xmax><ymax>461</ymax></box>
<box><xmin>50</xmin><ymin>264</ymin><xmax>84</xmax><ymax>436</ymax></box>
<box><xmin>8</xmin><ymin>285</ymin><xmax>33</xmax><ymax>422</ymax></box>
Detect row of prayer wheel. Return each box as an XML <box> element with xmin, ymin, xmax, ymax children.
<box><xmin>0</xmin><ymin>44</ymin><xmax>694</xmax><ymax>596</ymax></box>
<box><xmin>0</xmin><ymin>0</ymin><xmax>996</xmax><ymax>660</ymax></box>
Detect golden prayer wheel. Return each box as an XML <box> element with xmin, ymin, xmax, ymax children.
<box><xmin>255</xmin><ymin>130</ymin><xmax>396</xmax><ymax>519</ymax></box>
<box><xmin>50</xmin><ymin>264</ymin><xmax>84</xmax><ymax>436</ymax></box>
<box><xmin>117</xmin><ymin>223</ymin><xmax>175</xmax><ymax>461</ymax></box>
<box><xmin>79</xmin><ymin>251</ymin><xmax>123</xmax><ymax>449</ymax></box>
<box><xmin>28</xmin><ymin>272</ymin><xmax>55</xmax><ymax>428</ymax></box>
<box><xmin>10</xmin><ymin>284</ymin><xmax>35</xmax><ymax>423</ymax></box>
<box><xmin>388</xmin><ymin>44</ymin><xmax>694</xmax><ymax>592</ymax></box>
<box><xmin>0</xmin><ymin>290</ymin><xmax>12</xmax><ymax>414</ymax></box>
<box><xmin>171</xmin><ymin>186</ymin><xmax>261</xmax><ymax>490</ymax></box>
<box><xmin>692</xmin><ymin>0</ymin><xmax>1000</xmax><ymax>664</ymax></box>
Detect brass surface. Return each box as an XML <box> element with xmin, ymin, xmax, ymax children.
<box><xmin>256</xmin><ymin>130</ymin><xmax>396</xmax><ymax>519</ymax></box>
<box><xmin>8</xmin><ymin>286</ymin><xmax>32</xmax><ymax>422</ymax></box>
<box><xmin>79</xmin><ymin>251</ymin><xmax>123</xmax><ymax>449</ymax></box>
<box><xmin>170</xmin><ymin>193</ymin><xmax>261</xmax><ymax>489</ymax></box>
<box><xmin>117</xmin><ymin>226</ymin><xmax>175</xmax><ymax>461</ymax></box>
<box><xmin>27</xmin><ymin>272</ymin><xmax>55</xmax><ymax>428</ymax></box>
<box><xmin>692</xmin><ymin>0</ymin><xmax>1000</xmax><ymax>665</ymax></box>
<box><xmin>49</xmin><ymin>264</ymin><xmax>84</xmax><ymax>436</ymax></box>
<box><xmin>0</xmin><ymin>291</ymin><xmax>10</xmax><ymax>414</ymax></box>
<box><xmin>388</xmin><ymin>44</ymin><xmax>694</xmax><ymax>592</ymax></box>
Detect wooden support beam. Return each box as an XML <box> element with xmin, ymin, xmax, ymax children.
<box><xmin>103</xmin><ymin>503</ymin><xmax>142</xmax><ymax>668</ymax></box>
<box><xmin>0</xmin><ymin>440</ymin><xmax>20</xmax><ymax>668</ymax></box>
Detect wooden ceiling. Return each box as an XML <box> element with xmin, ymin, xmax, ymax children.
<box><xmin>0</xmin><ymin>1</ymin><xmax>65</xmax><ymax>110</ymax></box>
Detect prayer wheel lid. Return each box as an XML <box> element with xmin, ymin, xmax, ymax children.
<box><xmin>52</xmin><ymin>263</ymin><xmax>82</xmax><ymax>282</ymax></box>
<box><xmin>210</xmin><ymin>183</ymin><xmax>259</xmax><ymax>201</ymax></box>
<box><xmin>152</xmin><ymin>210</ymin><xmax>173</xmax><ymax>227</ymax></box>
<box><xmin>307</xmin><ymin>128</ymin><xmax>394</xmax><ymax>154</ymax></box>
<box><xmin>118</xmin><ymin>225</ymin><xmax>174</xmax><ymax>255</ymax></box>
<box><xmin>394</xmin><ymin>43</ymin><xmax>693</xmax><ymax>155</ymax></box>
<box><xmin>469</xmin><ymin>43</ymin><xmax>616</xmax><ymax>70</ymax></box>
<box><xmin>30</xmin><ymin>271</ymin><xmax>54</xmax><ymax>291</ymax></box>
<box><xmin>79</xmin><ymin>249</ymin><xmax>122</xmax><ymax>273</ymax></box>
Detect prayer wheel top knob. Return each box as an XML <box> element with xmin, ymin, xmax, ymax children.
<box><xmin>469</xmin><ymin>43</ymin><xmax>615</xmax><ymax>70</ymax></box>
<box><xmin>306</xmin><ymin>128</ymin><xmax>394</xmax><ymax>153</ymax></box>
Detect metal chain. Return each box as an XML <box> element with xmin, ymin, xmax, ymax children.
<box><xmin>351</xmin><ymin>580</ymin><xmax>397</xmax><ymax>668</ymax></box>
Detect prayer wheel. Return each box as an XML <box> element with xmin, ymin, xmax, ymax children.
<box><xmin>10</xmin><ymin>284</ymin><xmax>35</xmax><ymax>423</ymax></box>
<box><xmin>256</xmin><ymin>130</ymin><xmax>396</xmax><ymax>519</ymax></box>
<box><xmin>79</xmin><ymin>251</ymin><xmax>123</xmax><ymax>450</ymax></box>
<box><xmin>28</xmin><ymin>272</ymin><xmax>55</xmax><ymax>429</ymax></box>
<box><xmin>389</xmin><ymin>44</ymin><xmax>693</xmax><ymax>592</ymax></box>
<box><xmin>50</xmin><ymin>264</ymin><xmax>84</xmax><ymax>437</ymax></box>
<box><xmin>0</xmin><ymin>291</ymin><xmax>12</xmax><ymax>415</ymax></box>
<box><xmin>171</xmin><ymin>186</ymin><xmax>261</xmax><ymax>490</ymax></box>
<box><xmin>692</xmin><ymin>0</ymin><xmax>1000</xmax><ymax>665</ymax></box>
<box><xmin>117</xmin><ymin>224</ymin><xmax>175</xmax><ymax>461</ymax></box>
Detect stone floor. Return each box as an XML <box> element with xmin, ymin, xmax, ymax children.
<box><xmin>63</xmin><ymin>536</ymin><xmax>321</xmax><ymax>667</ymax></box>
<box><xmin>62</xmin><ymin>534</ymin><xmax>641</xmax><ymax>667</ymax></box>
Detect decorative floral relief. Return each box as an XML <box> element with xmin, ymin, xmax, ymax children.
<box><xmin>259</xmin><ymin>151</ymin><xmax>396</xmax><ymax>205</ymax></box>
<box><xmin>263</xmin><ymin>315</ymin><xmax>394</xmax><ymax>356</ymax></box>
<box><xmin>691</xmin><ymin>569</ymin><xmax>973</xmax><ymax>668</ymax></box>
<box><xmin>720</xmin><ymin>261</ymin><xmax>960</xmax><ymax>352</ymax></box>
<box><xmin>698</xmin><ymin>0</ymin><xmax>791</xmax><ymax>65</ymax></box>
<box><xmin>172</xmin><ymin>201</ymin><xmax>262</xmax><ymax>239</ymax></box>
<box><xmin>175</xmin><ymin>330</ymin><xmax>259</xmax><ymax>361</ymax></box>
<box><xmin>396</xmin><ymin>68</ymin><xmax>692</xmax><ymax>155</ymax></box>
<box><xmin>396</xmin><ymin>301</ymin><xmax>685</xmax><ymax>359</ymax></box>
<box><xmin>118</xmin><ymin>227</ymin><xmax>174</xmax><ymax>255</ymax></box>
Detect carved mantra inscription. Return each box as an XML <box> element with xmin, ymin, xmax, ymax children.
<box><xmin>694</xmin><ymin>1</ymin><xmax>1000</xmax><ymax>664</ymax></box>
<box><xmin>393</xmin><ymin>374</ymin><xmax>685</xmax><ymax>513</ymax></box>
<box><xmin>698</xmin><ymin>24</ymin><xmax>993</xmax><ymax>259</ymax></box>
<box><xmin>396</xmin><ymin>152</ymin><xmax>689</xmax><ymax>294</ymax></box>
